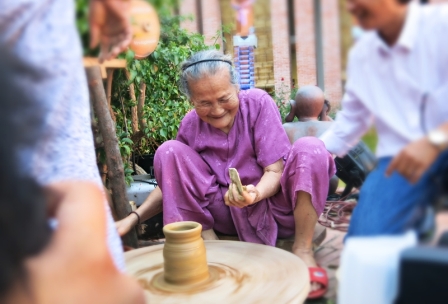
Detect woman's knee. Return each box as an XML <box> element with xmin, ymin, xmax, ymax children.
<box><xmin>290</xmin><ymin>136</ymin><xmax>327</xmax><ymax>156</ymax></box>
<box><xmin>154</xmin><ymin>140</ymin><xmax>187</xmax><ymax>166</ymax></box>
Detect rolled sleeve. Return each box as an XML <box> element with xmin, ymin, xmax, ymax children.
<box><xmin>320</xmin><ymin>89</ymin><xmax>373</xmax><ymax>157</ymax></box>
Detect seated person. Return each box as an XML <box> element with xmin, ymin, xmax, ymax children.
<box><xmin>116</xmin><ymin>50</ymin><xmax>336</xmax><ymax>299</ymax></box>
<box><xmin>283</xmin><ymin>86</ymin><xmax>337</xmax><ymax>195</ymax></box>
<box><xmin>284</xmin><ymin>86</ymin><xmax>333</xmax><ymax>142</ymax></box>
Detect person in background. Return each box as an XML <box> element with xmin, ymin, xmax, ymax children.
<box><xmin>320</xmin><ymin>0</ymin><xmax>448</xmax><ymax>238</ymax></box>
<box><xmin>283</xmin><ymin>86</ymin><xmax>334</xmax><ymax>141</ymax></box>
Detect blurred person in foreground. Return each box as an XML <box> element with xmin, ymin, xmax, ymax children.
<box><xmin>0</xmin><ymin>68</ymin><xmax>143</xmax><ymax>304</ymax></box>
<box><xmin>0</xmin><ymin>0</ymin><xmax>144</xmax><ymax>302</ymax></box>
<box><xmin>320</xmin><ymin>0</ymin><xmax>448</xmax><ymax>238</ymax></box>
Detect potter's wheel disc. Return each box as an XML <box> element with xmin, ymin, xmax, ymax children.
<box><xmin>125</xmin><ymin>240</ymin><xmax>310</xmax><ymax>303</ymax></box>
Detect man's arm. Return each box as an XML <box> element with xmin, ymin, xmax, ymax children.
<box><xmin>319</xmin><ymin>89</ymin><xmax>373</xmax><ymax>157</ymax></box>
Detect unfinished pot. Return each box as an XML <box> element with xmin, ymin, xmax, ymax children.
<box><xmin>162</xmin><ymin>221</ymin><xmax>209</xmax><ymax>286</ymax></box>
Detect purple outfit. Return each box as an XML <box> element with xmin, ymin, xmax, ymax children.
<box><xmin>154</xmin><ymin>89</ymin><xmax>335</xmax><ymax>246</ymax></box>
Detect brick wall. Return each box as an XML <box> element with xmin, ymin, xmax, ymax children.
<box><xmin>200</xmin><ymin>0</ymin><xmax>223</xmax><ymax>49</ymax></box>
<box><xmin>179</xmin><ymin>0</ymin><xmax>199</xmax><ymax>33</ymax></box>
<box><xmin>294</xmin><ymin>0</ymin><xmax>317</xmax><ymax>87</ymax></box>
<box><xmin>322</xmin><ymin>0</ymin><xmax>342</xmax><ymax>107</ymax></box>
<box><xmin>271</xmin><ymin>0</ymin><xmax>291</xmax><ymax>96</ymax></box>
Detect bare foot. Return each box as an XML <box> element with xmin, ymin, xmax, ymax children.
<box><xmin>201</xmin><ymin>229</ymin><xmax>219</xmax><ymax>240</ymax></box>
<box><xmin>292</xmin><ymin>246</ymin><xmax>323</xmax><ymax>293</ymax></box>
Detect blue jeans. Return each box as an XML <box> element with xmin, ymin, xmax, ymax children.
<box><xmin>347</xmin><ymin>151</ymin><xmax>448</xmax><ymax>237</ymax></box>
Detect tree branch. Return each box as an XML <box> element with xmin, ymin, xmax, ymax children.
<box><xmin>86</xmin><ymin>66</ymin><xmax>138</xmax><ymax>248</ymax></box>
<box><xmin>124</xmin><ymin>70</ymin><xmax>140</xmax><ymax>135</ymax></box>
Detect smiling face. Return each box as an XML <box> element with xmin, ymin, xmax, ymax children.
<box><xmin>188</xmin><ymin>68</ymin><xmax>240</xmax><ymax>133</ymax></box>
<box><xmin>347</xmin><ymin>0</ymin><xmax>406</xmax><ymax>31</ymax></box>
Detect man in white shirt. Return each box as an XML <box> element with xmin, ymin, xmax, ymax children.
<box><xmin>320</xmin><ymin>0</ymin><xmax>448</xmax><ymax>237</ymax></box>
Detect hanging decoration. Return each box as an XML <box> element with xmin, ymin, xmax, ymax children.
<box><xmin>129</xmin><ymin>0</ymin><xmax>160</xmax><ymax>59</ymax></box>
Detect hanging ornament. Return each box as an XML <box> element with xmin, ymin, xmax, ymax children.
<box><xmin>231</xmin><ymin>0</ymin><xmax>256</xmax><ymax>37</ymax></box>
<box><xmin>129</xmin><ymin>0</ymin><xmax>160</xmax><ymax>59</ymax></box>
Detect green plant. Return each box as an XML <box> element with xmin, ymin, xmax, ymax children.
<box><xmin>112</xmin><ymin>12</ymin><xmax>212</xmax><ymax>157</ymax></box>
<box><xmin>272</xmin><ymin>82</ymin><xmax>298</xmax><ymax>123</ymax></box>
<box><xmin>76</xmin><ymin>0</ymin><xmax>227</xmax><ymax>184</ymax></box>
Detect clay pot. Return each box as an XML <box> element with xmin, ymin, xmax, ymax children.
<box><xmin>129</xmin><ymin>0</ymin><xmax>160</xmax><ymax>59</ymax></box>
<box><xmin>162</xmin><ymin>221</ymin><xmax>210</xmax><ymax>285</ymax></box>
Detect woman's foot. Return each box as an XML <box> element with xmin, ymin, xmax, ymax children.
<box><xmin>292</xmin><ymin>246</ymin><xmax>326</xmax><ymax>297</ymax></box>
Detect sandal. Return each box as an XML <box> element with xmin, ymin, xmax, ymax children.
<box><xmin>308</xmin><ymin>266</ymin><xmax>328</xmax><ymax>299</ymax></box>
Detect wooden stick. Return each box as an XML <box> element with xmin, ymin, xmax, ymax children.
<box><xmin>124</xmin><ymin>70</ymin><xmax>140</xmax><ymax>135</ymax></box>
<box><xmin>137</xmin><ymin>81</ymin><xmax>147</xmax><ymax>131</ymax></box>
<box><xmin>106</xmin><ymin>69</ymin><xmax>116</xmax><ymax>122</ymax></box>
<box><xmin>86</xmin><ymin>66</ymin><xmax>138</xmax><ymax>248</ymax></box>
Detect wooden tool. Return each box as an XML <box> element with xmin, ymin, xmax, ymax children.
<box><xmin>229</xmin><ymin>168</ymin><xmax>246</xmax><ymax>201</ymax></box>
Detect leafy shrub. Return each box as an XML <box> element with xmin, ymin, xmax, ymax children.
<box><xmin>112</xmin><ymin>12</ymin><xmax>212</xmax><ymax>157</ymax></box>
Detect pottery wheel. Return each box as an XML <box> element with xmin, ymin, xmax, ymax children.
<box><xmin>125</xmin><ymin>240</ymin><xmax>310</xmax><ymax>303</ymax></box>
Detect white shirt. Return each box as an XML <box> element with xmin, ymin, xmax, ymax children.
<box><xmin>320</xmin><ymin>2</ymin><xmax>448</xmax><ymax>158</ymax></box>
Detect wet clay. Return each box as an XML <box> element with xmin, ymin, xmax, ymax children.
<box><xmin>162</xmin><ymin>222</ymin><xmax>209</xmax><ymax>285</ymax></box>
<box><xmin>125</xmin><ymin>237</ymin><xmax>311</xmax><ymax>303</ymax></box>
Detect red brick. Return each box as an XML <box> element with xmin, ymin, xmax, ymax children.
<box><xmin>322</xmin><ymin>0</ymin><xmax>342</xmax><ymax>108</ymax></box>
<box><xmin>200</xmin><ymin>0</ymin><xmax>223</xmax><ymax>49</ymax></box>
<box><xmin>179</xmin><ymin>0</ymin><xmax>199</xmax><ymax>33</ymax></box>
<box><xmin>294</xmin><ymin>0</ymin><xmax>317</xmax><ymax>87</ymax></box>
<box><xmin>271</xmin><ymin>0</ymin><xmax>292</xmax><ymax>97</ymax></box>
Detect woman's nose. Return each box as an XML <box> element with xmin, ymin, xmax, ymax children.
<box><xmin>210</xmin><ymin>103</ymin><xmax>225</xmax><ymax>116</ymax></box>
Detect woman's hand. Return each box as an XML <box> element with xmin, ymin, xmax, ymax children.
<box><xmin>224</xmin><ymin>184</ymin><xmax>260</xmax><ymax>208</ymax></box>
<box><xmin>115</xmin><ymin>213</ymin><xmax>138</xmax><ymax>237</ymax></box>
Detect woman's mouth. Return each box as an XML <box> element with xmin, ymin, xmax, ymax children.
<box><xmin>209</xmin><ymin>113</ymin><xmax>226</xmax><ymax>119</ymax></box>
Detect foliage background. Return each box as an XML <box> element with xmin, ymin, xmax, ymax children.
<box><xmin>76</xmin><ymin>0</ymin><xmax>217</xmax><ymax>183</ymax></box>
<box><xmin>112</xmin><ymin>16</ymin><xmax>211</xmax><ymax>156</ymax></box>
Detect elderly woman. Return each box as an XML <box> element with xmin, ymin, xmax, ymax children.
<box><xmin>117</xmin><ymin>50</ymin><xmax>335</xmax><ymax>298</ymax></box>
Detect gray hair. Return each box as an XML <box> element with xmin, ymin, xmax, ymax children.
<box><xmin>179</xmin><ymin>50</ymin><xmax>240</xmax><ymax>99</ymax></box>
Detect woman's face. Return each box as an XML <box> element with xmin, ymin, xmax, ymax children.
<box><xmin>188</xmin><ymin>68</ymin><xmax>240</xmax><ymax>133</ymax></box>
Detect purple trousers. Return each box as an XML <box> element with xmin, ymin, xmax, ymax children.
<box><xmin>154</xmin><ymin>137</ymin><xmax>335</xmax><ymax>245</ymax></box>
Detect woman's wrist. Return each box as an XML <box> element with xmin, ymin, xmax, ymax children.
<box><xmin>253</xmin><ymin>186</ymin><xmax>263</xmax><ymax>203</ymax></box>
<box><xmin>128</xmin><ymin>212</ymin><xmax>140</xmax><ymax>226</ymax></box>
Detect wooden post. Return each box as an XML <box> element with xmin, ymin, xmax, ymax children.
<box><xmin>86</xmin><ymin>66</ymin><xmax>138</xmax><ymax>248</ymax></box>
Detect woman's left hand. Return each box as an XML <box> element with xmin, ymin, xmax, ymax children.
<box><xmin>224</xmin><ymin>184</ymin><xmax>260</xmax><ymax>208</ymax></box>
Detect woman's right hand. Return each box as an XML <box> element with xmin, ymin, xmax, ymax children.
<box><xmin>115</xmin><ymin>214</ymin><xmax>138</xmax><ymax>237</ymax></box>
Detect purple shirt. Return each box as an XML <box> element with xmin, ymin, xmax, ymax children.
<box><xmin>177</xmin><ymin>88</ymin><xmax>291</xmax><ymax>190</ymax></box>
<box><xmin>176</xmin><ymin>88</ymin><xmax>291</xmax><ymax>244</ymax></box>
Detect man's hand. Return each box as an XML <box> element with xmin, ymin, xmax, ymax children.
<box><xmin>224</xmin><ymin>184</ymin><xmax>260</xmax><ymax>208</ymax></box>
<box><xmin>386</xmin><ymin>137</ymin><xmax>440</xmax><ymax>184</ymax></box>
<box><xmin>89</xmin><ymin>0</ymin><xmax>132</xmax><ymax>62</ymax></box>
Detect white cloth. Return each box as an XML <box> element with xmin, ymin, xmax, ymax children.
<box><xmin>338</xmin><ymin>231</ymin><xmax>417</xmax><ymax>304</ymax></box>
<box><xmin>0</xmin><ymin>0</ymin><xmax>125</xmax><ymax>270</ymax></box>
<box><xmin>320</xmin><ymin>2</ymin><xmax>448</xmax><ymax>158</ymax></box>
